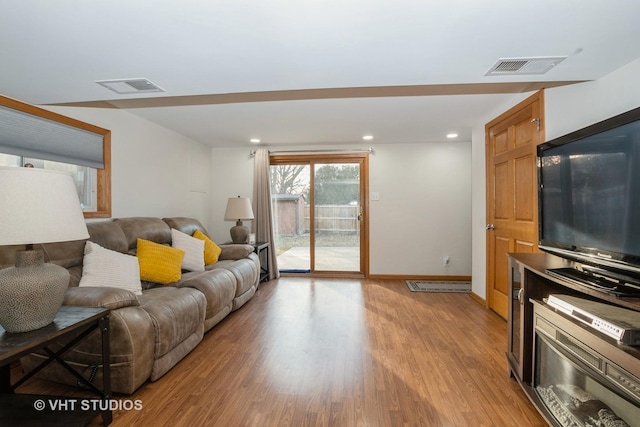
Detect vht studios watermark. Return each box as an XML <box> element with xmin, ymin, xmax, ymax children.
<box><xmin>33</xmin><ymin>398</ymin><xmax>143</xmax><ymax>412</ymax></box>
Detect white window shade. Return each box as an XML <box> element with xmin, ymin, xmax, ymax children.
<box><xmin>0</xmin><ymin>105</ymin><xmax>104</xmax><ymax>169</ymax></box>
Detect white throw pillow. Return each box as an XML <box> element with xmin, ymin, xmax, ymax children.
<box><xmin>79</xmin><ymin>241</ymin><xmax>143</xmax><ymax>295</ymax></box>
<box><xmin>171</xmin><ymin>228</ymin><xmax>205</xmax><ymax>272</ymax></box>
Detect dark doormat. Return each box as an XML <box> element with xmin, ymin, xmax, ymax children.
<box><xmin>406</xmin><ymin>280</ymin><xmax>471</xmax><ymax>293</ymax></box>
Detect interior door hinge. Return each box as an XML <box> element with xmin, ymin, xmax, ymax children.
<box><xmin>531</xmin><ymin>118</ymin><xmax>541</xmax><ymax>131</ymax></box>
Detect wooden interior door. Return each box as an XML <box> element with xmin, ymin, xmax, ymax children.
<box><xmin>486</xmin><ymin>92</ymin><xmax>544</xmax><ymax>319</ymax></box>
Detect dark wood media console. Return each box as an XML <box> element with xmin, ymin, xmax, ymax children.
<box><xmin>507</xmin><ymin>252</ymin><xmax>640</xmax><ymax>426</ymax></box>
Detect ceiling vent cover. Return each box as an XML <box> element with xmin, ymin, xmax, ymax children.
<box><xmin>96</xmin><ymin>78</ymin><xmax>164</xmax><ymax>94</ymax></box>
<box><xmin>486</xmin><ymin>56</ymin><xmax>567</xmax><ymax>76</ymax></box>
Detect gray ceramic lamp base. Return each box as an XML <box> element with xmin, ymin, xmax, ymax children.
<box><xmin>230</xmin><ymin>223</ymin><xmax>250</xmax><ymax>244</ymax></box>
<box><xmin>0</xmin><ymin>250</ymin><xmax>69</xmax><ymax>333</ymax></box>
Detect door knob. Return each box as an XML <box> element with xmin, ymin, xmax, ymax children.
<box><xmin>486</xmin><ymin>224</ymin><xmax>495</xmax><ymax>230</ymax></box>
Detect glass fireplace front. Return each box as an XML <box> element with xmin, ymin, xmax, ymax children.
<box><xmin>532</xmin><ymin>299</ymin><xmax>640</xmax><ymax>427</ymax></box>
<box><xmin>535</xmin><ymin>332</ymin><xmax>639</xmax><ymax>426</ymax></box>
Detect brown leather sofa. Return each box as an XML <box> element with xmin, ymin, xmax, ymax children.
<box><xmin>0</xmin><ymin>217</ymin><xmax>259</xmax><ymax>394</ymax></box>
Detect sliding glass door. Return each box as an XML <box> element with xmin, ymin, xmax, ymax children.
<box><xmin>313</xmin><ymin>162</ymin><xmax>361</xmax><ymax>272</ymax></box>
<box><xmin>270</xmin><ymin>163</ymin><xmax>312</xmax><ymax>272</ymax></box>
<box><xmin>270</xmin><ymin>154</ymin><xmax>368</xmax><ymax>275</ymax></box>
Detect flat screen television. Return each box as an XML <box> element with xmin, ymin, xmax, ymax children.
<box><xmin>538</xmin><ymin>106</ymin><xmax>640</xmax><ymax>280</ymax></box>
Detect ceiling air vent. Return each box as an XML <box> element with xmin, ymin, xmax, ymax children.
<box><xmin>95</xmin><ymin>78</ymin><xmax>164</xmax><ymax>94</ymax></box>
<box><xmin>485</xmin><ymin>56</ymin><xmax>567</xmax><ymax>76</ymax></box>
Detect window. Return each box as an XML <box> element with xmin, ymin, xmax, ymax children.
<box><xmin>0</xmin><ymin>154</ymin><xmax>98</xmax><ymax>212</ymax></box>
<box><xmin>0</xmin><ymin>95</ymin><xmax>111</xmax><ymax>218</ymax></box>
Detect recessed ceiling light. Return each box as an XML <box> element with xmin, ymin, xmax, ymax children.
<box><xmin>250</xmin><ymin>138</ymin><xmax>261</xmax><ymax>143</ymax></box>
<box><xmin>446</xmin><ymin>133</ymin><xmax>458</xmax><ymax>139</ymax></box>
<box><xmin>362</xmin><ymin>135</ymin><xmax>374</xmax><ymax>140</ymax></box>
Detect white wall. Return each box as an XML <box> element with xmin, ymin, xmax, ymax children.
<box><xmin>36</xmin><ymin>105</ymin><xmax>475</xmax><ymax>279</ymax></box>
<box><xmin>211</xmin><ymin>142</ymin><xmax>473</xmax><ymax>276</ymax></box>
<box><xmin>42</xmin><ymin>106</ymin><xmax>213</xmax><ymax>228</ymax></box>
<box><xmin>209</xmin><ymin>147</ymin><xmax>255</xmax><ymax>243</ymax></box>
<box><xmin>470</xmin><ymin>57</ymin><xmax>640</xmax><ymax>300</ymax></box>
<box><xmin>545</xmin><ymin>58</ymin><xmax>640</xmax><ymax>140</ymax></box>
<box><xmin>369</xmin><ymin>142</ymin><xmax>471</xmax><ymax>276</ymax></box>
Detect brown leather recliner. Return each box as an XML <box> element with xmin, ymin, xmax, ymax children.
<box><xmin>1</xmin><ymin>217</ymin><xmax>259</xmax><ymax>394</ymax></box>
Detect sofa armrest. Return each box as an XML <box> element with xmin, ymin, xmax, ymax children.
<box><xmin>218</xmin><ymin>244</ymin><xmax>254</xmax><ymax>261</ymax></box>
<box><xmin>64</xmin><ymin>287</ymin><xmax>139</xmax><ymax>311</ymax></box>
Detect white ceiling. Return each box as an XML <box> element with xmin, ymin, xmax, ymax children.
<box><xmin>1</xmin><ymin>0</ymin><xmax>640</xmax><ymax>147</ymax></box>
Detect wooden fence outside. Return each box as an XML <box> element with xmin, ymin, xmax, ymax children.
<box><xmin>304</xmin><ymin>205</ymin><xmax>359</xmax><ymax>233</ymax></box>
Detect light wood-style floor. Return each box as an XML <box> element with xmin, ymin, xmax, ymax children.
<box><xmin>20</xmin><ymin>278</ymin><xmax>546</xmax><ymax>426</ymax></box>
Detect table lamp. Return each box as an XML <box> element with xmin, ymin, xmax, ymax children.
<box><xmin>0</xmin><ymin>167</ymin><xmax>89</xmax><ymax>333</ymax></box>
<box><xmin>224</xmin><ymin>196</ymin><xmax>254</xmax><ymax>243</ymax></box>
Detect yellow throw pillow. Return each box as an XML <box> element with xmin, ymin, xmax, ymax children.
<box><xmin>193</xmin><ymin>229</ymin><xmax>222</xmax><ymax>265</ymax></box>
<box><xmin>136</xmin><ymin>238</ymin><xmax>184</xmax><ymax>284</ymax></box>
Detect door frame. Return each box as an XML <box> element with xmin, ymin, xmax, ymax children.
<box><xmin>485</xmin><ymin>91</ymin><xmax>544</xmax><ymax>317</ymax></box>
<box><xmin>270</xmin><ymin>153</ymin><xmax>370</xmax><ymax>277</ymax></box>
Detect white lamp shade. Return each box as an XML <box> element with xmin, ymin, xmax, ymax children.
<box><xmin>0</xmin><ymin>166</ymin><xmax>89</xmax><ymax>245</ymax></box>
<box><xmin>224</xmin><ymin>196</ymin><xmax>254</xmax><ymax>221</ymax></box>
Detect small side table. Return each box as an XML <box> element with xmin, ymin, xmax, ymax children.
<box><xmin>0</xmin><ymin>306</ymin><xmax>111</xmax><ymax>426</ymax></box>
<box><xmin>251</xmin><ymin>241</ymin><xmax>271</xmax><ymax>287</ymax></box>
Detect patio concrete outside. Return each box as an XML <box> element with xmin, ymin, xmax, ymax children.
<box><xmin>277</xmin><ymin>246</ymin><xmax>360</xmax><ymax>272</ymax></box>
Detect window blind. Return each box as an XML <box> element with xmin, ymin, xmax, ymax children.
<box><xmin>0</xmin><ymin>105</ymin><xmax>104</xmax><ymax>169</ymax></box>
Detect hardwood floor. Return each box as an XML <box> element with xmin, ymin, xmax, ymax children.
<box><xmin>18</xmin><ymin>278</ymin><xmax>546</xmax><ymax>426</ymax></box>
